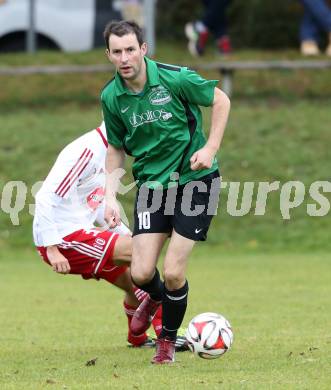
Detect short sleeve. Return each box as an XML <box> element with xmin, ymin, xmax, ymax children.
<box><xmin>101</xmin><ymin>98</ymin><xmax>127</xmax><ymax>149</ymax></box>
<box><xmin>179</xmin><ymin>68</ymin><xmax>218</xmax><ymax>107</ymax></box>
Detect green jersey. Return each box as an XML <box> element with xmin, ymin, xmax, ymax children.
<box><xmin>101</xmin><ymin>57</ymin><xmax>219</xmax><ymax>188</ymax></box>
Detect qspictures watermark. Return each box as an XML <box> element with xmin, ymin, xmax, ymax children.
<box><xmin>1</xmin><ymin>179</ymin><xmax>331</xmax><ymax>226</ymax></box>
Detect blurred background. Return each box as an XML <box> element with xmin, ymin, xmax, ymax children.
<box><xmin>0</xmin><ymin>0</ymin><xmax>320</xmax><ymax>53</ymax></box>
<box><xmin>1</xmin><ymin>0</ymin><xmax>331</xmax><ymax>253</ymax></box>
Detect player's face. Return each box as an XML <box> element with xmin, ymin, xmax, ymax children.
<box><xmin>106</xmin><ymin>33</ymin><xmax>147</xmax><ymax>81</ymax></box>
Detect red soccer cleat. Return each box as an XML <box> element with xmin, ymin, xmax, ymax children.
<box><xmin>127</xmin><ymin>337</ymin><xmax>156</xmax><ymax>348</ymax></box>
<box><xmin>151</xmin><ymin>337</ymin><xmax>176</xmax><ymax>364</ymax></box>
<box><xmin>130</xmin><ymin>296</ymin><xmax>161</xmax><ymax>336</ymax></box>
<box><xmin>127</xmin><ymin>331</ymin><xmax>149</xmax><ymax>347</ymax></box>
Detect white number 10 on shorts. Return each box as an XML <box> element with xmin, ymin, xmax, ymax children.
<box><xmin>138</xmin><ymin>211</ymin><xmax>151</xmax><ymax>230</ymax></box>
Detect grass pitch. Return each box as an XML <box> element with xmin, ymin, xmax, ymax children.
<box><xmin>1</xmin><ymin>248</ymin><xmax>330</xmax><ymax>389</ymax></box>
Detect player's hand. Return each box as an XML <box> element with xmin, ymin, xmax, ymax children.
<box><xmin>190</xmin><ymin>145</ymin><xmax>217</xmax><ymax>171</ymax></box>
<box><xmin>46</xmin><ymin>246</ymin><xmax>71</xmax><ymax>274</ymax></box>
<box><xmin>104</xmin><ymin>198</ymin><xmax>121</xmax><ymax>228</ymax></box>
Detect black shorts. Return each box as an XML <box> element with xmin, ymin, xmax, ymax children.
<box><xmin>132</xmin><ymin>170</ymin><xmax>220</xmax><ymax>241</ymax></box>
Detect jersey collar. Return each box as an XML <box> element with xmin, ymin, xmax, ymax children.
<box><xmin>115</xmin><ymin>57</ymin><xmax>160</xmax><ymax>96</ymax></box>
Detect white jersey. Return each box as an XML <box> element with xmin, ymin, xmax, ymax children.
<box><xmin>33</xmin><ymin>124</ymin><xmax>109</xmax><ymax>247</ymax></box>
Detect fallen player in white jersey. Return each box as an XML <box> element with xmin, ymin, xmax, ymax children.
<box><xmin>33</xmin><ymin>122</ymin><xmax>163</xmax><ymax>347</ymax></box>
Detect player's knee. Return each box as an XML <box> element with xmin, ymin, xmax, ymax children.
<box><xmin>131</xmin><ymin>265</ymin><xmax>154</xmax><ymax>286</ymax></box>
<box><xmin>163</xmin><ymin>268</ymin><xmax>185</xmax><ymax>289</ymax></box>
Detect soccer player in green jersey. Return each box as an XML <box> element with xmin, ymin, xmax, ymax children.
<box><xmin>101</xmin><ymin>20</ymin><xmax>230</xmax><ymax>364</ymax></box>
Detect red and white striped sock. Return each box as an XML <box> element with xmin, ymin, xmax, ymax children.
<box><xmin>134</xmin><ymin>287</ymin><xmax>148</xmax><ymax>302</ymax></box>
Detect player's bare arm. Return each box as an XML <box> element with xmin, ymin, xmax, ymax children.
<box><xmin>190</xmin><ymin>87</ymin><xmax>230</xmax><ymax>171</ymax></box>
<box><xmin>105</xmin><ymin>144</ymin><xmax>126</xmax><ymax>227</ymax></box>
<box><xmin>46</xmin><ymin>245</ymin><xmax>71</xmax><ymax>274</ymax></box>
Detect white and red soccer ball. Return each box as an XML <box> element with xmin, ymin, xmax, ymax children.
<box><xmin>185</xmin><ymin>312</ymin><xmax>233</xmax><ymax>359</ymax></box>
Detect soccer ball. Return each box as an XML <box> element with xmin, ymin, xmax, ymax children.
<box><xmin>185</xmin><ymin>312</ymin><xmax>233</xmax><ymax>359</ymax></box>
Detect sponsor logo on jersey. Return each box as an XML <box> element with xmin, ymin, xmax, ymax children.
<box><xmin>129</xmin><ymin>109</ymin><xmax>173</xmax><ymax>128</ymax></box>
<box><xmin>148</xmin><ymin>86</ymin><xmax>172</xmax><ymax>105</ymax></box>
<box><xmin>86</xmin><ymin>187</ymin><xmax>105</xmax><ymax>210</ymax></box>
<box><xmin>121</xmin><ymin>106</ymin><xmax>130</xmax><ymax>113</ymax></box>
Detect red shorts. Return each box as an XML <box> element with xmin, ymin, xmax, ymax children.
<box><xmin>37</xmin><ymin>228</ymin><xmax>127</xmax><ymax>283</ymax></box>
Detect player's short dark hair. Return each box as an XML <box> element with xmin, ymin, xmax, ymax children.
<box><xmin>103</xmin><ymin>20</ymin><xmax>145</xmax><ymax>50</ymax></box>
